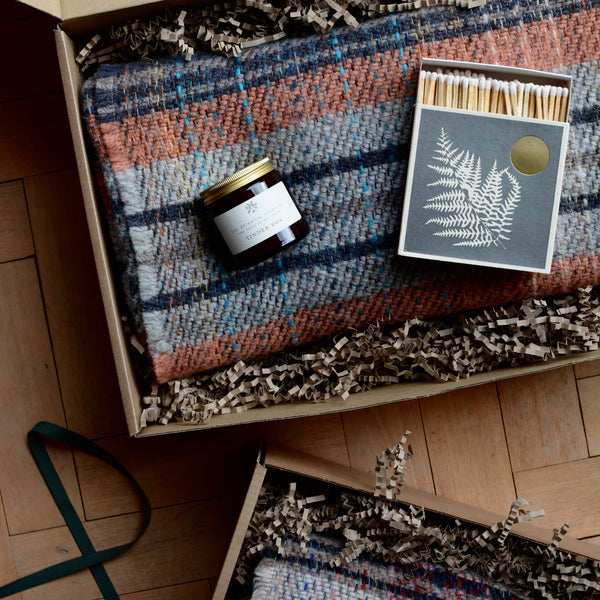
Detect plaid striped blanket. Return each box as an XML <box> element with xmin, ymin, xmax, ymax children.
<box><xmin>250</xmin><ymin>537</ymin><xmax>529</xmax><ymax>600</ymax></box>
<box><xmin>83</xmin><ymin>0</ymin><xmax>600</xmax><ymax>384</ymax></box>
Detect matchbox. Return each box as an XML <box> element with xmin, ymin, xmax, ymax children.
<box><xmin>398</xmin><ymin>59</ymin><xmax>571</xmax><ymax>274</ymax></box>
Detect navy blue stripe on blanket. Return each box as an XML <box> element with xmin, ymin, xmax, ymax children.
<box><xmin>570</xmin><ymin>105</ymin><xmax>600</xmax><ymax>125</ymax></box>
<box><xmin>90</xmin><ymin>0</ymin><xmax>597</xmax><ymax>123</ymax></box>
<box><xmin>140</xmin><ymin>234</ymin><xmax>396</xmax><ymax>313</ymax></box>
<box><xmin>125</xmin><ymin>144</ymin><xmax>409</xmax><ymax>228</ymax></box>
<box><xmin>559</xmin><ymin>192</ymin><xmax>600</xmax><ymax>213</ymax></box>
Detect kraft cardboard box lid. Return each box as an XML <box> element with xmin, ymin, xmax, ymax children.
<box><xmin>20</xmin><ymin>0</ymin><xmax>197</xmax><ymax>28</ymax></box>
<box><xmin>19</xmin><ymin>0</ymin><xmax>160</xmax><ymax>20</ymax></box>
<box><xmin>214</xmin><ymin>444</ymin><xmax>600</xmax><ymax>599</ymax></box>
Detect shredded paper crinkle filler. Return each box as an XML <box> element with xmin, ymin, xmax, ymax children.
<box><xmin>76</xmin><ymin>0</ymin><xmax>487</xmax><ymax>68</ymax></box>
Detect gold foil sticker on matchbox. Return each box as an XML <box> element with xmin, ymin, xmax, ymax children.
<box><xmin>510</xmin><ymin>135</ymin><xmax>550</xmax><ymax>175</ymax></box>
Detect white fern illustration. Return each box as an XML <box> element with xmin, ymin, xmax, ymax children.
<box><xmin>424</xmin><ymin>128</ymin><xmax>521</xmax><ymax>249</ymax></box>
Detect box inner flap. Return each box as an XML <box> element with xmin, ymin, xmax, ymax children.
<box><xmin>263</xmin><ymin>445</ymin><xmax>600</xmax><ymax>560</ymax></box>
<box><xmin>19</xmin><ymin>0</ymin><xmax>162</xmax><ymax>20</ymax></box>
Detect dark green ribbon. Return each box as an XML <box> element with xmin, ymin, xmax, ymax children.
<box><xmin>0</xmin><ymin>421</ymin><xmax>151</xmax><ymax>599</ymax></box>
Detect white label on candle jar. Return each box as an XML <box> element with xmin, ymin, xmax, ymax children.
<box><xmin>213</xmin><ymin>181</ymin><xmax>302</xmax><ymax>255</ymax></box>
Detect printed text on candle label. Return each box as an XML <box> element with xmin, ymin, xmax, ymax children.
<box><xmin>214</xmin><ymin>182</ymin><xmax>301</xmax><ymax>254</ymax></box>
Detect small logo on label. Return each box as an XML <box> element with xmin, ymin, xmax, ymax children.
<box><xmin>245</xmin><ymin>199</ymin><xmax>259</xmax><ymax>214</ymax></box>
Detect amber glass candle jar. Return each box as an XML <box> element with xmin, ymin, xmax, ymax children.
<box><xmin>201</xmin><ymin>158</ymin><xmax>309</xmax><ymax>269</ymax></box>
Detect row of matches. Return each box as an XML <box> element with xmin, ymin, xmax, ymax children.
<box><xmin>417</xmin><ymin>69</ymin><xmax>569</xmax><ymax>122</ymax></box>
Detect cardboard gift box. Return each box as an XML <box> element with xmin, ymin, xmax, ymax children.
<box><xmin>19</xmin><ymin>0</ymin><xmax>600</xmax><ymax>437</ymax></box>
<box><xmin>398</xmin><ymin>59</ymin><xmax>571</xmax><ymax>274</ymax></box>
<box><xmin>213</xmin><ymin>445</ymin><xmax>600</xmax><ymax>600</ymax></box>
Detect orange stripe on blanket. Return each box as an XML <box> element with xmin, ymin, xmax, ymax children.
<box><xmin>151</xmin><ymin>253</ymin><xmax>600</xmax><ymax>382</ymax></box>
<box><xmin>96</xmin><ymin>8</ymin><xmax>600</xmax><ymax>172</ymax></box>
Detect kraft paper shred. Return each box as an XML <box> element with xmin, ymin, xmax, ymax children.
<box><xmin>76</xmin><ymin>0</ymin><xmax>486</xmax><ymax>68</ymax></box>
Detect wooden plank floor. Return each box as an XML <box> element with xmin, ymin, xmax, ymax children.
<box><xmin>0</xmin><ymin>3</ymin><xmax>598</xmax><ymax>598</ymax></box>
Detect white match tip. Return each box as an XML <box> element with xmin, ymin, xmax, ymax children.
<box><xmin>430</xmin><ymin>72</ymin><xmax>438</xmax><ymax>82</ymax></box>
<box><xmin>509</xmin><ymin>81</ymin><xmax>517</xmax><ymax>94</ymax></box>
<box><xmin>446</xmin><ymin>74</ymin><xmax>454</xmax><ymax>85</ymax></box>
<box><xmin>524</xmin><ymin>82</ymin><xmax>532</xmax><ymax>93</ymax></box>
<box><xmin>550</xmin><ymin>85</ymin><xmax>558</xmax><ymax>97</ymax></box>
<box><xmin>461</xmin><ymin>76</ymin><xmax>469</xmax><ymax>88</ymax></box>
<box><xmin>542</xmin><ymin>85</ymin><xmax>550</xmax><ymax>98</ymax></box>
<box><xmin>493</xmin><ymin>80</ymin><xmax>501</xmax><ymax>91</ymax></box>
<box><xmin>562</xmin><ymin>87</ymin><xmax>569</xmax><ymax>97</ymax></box>
<box><xmin>485</xmin><ymin>79</ymin><xmax>492</xmax><ymax>90</ymax></box>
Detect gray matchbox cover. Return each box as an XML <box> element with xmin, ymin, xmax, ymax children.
<box><xmin>399</xmin><ymin>107</ymin><xmax>567</xmax><ymax>272</ymax></box>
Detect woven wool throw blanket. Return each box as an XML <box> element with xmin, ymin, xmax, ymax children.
<box><xmin>83</xmin><ymin>0</ymin><xmax>600</xmax><ymax>384</ymax></box>
<box><xmin>249</xmin><ymin>537</ymin><xmax>529</xmax><ymax>600</ymax></box>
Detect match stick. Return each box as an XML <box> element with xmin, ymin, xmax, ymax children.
<box><xmin>476</xmin><ymin>76</ymin><xmax>485</xmax><ymax>112</ymax></box>
<box><xmin>509</xmin><ymin>82</ymin><xmax>519</xmax><ymax>116</ymax></box>
<box><xmin>535</xmin><ymin>85</ymin><xmax>543</xmax><ymax>120</ymax></box>
<box><xmin>417</xmin><ymin>70</ymin><xmax>427</xmax><ymax>104</ymax></box>
<box><xmin>548</xmin><ymin>86</ymin><xmax>557</xmax><ymax>121</ymax></box>
<box><xmin>559</xmin><ymin>87</ymin><xmax>569</xmax><ymax>122</ymax></box>
<box><xmin>497</xmin><ymin>85</ymin><xmax>506</xmax><ymax>114</ymax></box>
<box><xmin>502</xmin><ymin>82</ymin><xmax>513</xmax><ymax>116</ymax></box>
<box><xmin>422</xmin><ymin>71</ymin><xmax>431</xmax><ymax>104</ymax></box>
<box><xmin>490</xmin><ymin>79</ymin><xmax>500</xmax><ymax>113</ymax></box>
<box><xmin>467</xmin><ymin>77</ymin><xmax>478</xmax><ymax>111</ymax></box>
<box><xmin>541</xmin><ymin>85</ymin><xmax>550</xmax><ymax>120</ymax></box>
<box><xmin>528</xmin><ymin>87</ymin><xmax>536</xmax><ymax>118</ymax></box>
<box><xmin>452</xmin><ymin>74</ymin><xmax>460</xmax><ymax>108</ymax></box>
<box><xmin>516</xmin><ymin>81</ymin><xmax>524</xmax><ymax>117</ymax></box>
<box><xmin>483</xmin><ymin>78</ymin><xmax>491</xmax><ymax>112</ymax></box>
<box><xmin>522</xmin><ymin>82</ymin><xmax>532</xmax><ymax>118</ymax></box>
<box><xmin>435</xmin><ymin>74</ymin><xmax>447</xmax><ymax>107</ymax></box>
<box><xmin>445</xmin><ymin>74</ymin><xmax>454</xmax><ymax>108</ymax></box>
<box><xmin>460</xmin><ymin>76</ymin><xmax>469</xmax><ymax>110</ymax></box>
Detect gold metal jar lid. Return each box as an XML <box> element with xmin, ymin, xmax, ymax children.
<box><xmin>200</xmin><ymin>157</ymin><xmax>275</xmax><ymax>206</ymax></box>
